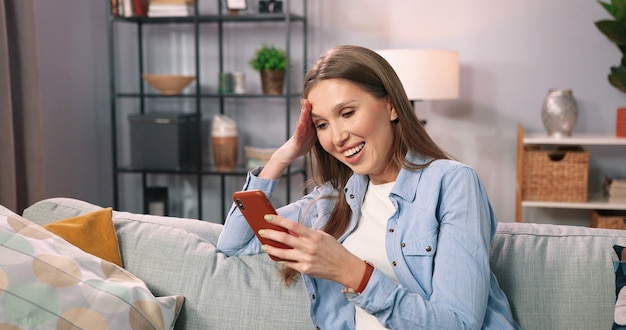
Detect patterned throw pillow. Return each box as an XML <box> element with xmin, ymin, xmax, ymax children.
<box><xmin>613</xmin><ymin>245</ymin><xmax>626</xmax><ymax>329</ymax></box>
<box><xmin>0</xmin><ymin>207</ymin><xmax>184</xmax><ymax>329</ymax></box>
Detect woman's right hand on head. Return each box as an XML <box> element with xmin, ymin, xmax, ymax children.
<box><xmin>259</xmin><ymin>100</ymin><xmax>317</xmax><ymax>179</ymax></box>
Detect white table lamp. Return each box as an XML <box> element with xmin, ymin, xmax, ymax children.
<box><xmin>376</xmin><ymin>49</ymin><xmax>459</xmax><ymax>124</ymax></box>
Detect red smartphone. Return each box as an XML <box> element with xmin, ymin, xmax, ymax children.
<box><xmin>232</xmin><ymin>190</ymin><xmax>292</xmax><ymax>261</ymax></box>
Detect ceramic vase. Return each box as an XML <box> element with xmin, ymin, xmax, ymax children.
<box><xmin>541</xmin><ymin>88</ymin><xmax>578</xmax><ymax>137</ymax></box>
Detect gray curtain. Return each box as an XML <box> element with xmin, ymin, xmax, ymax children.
<box><xmin>0</xmin><ymin>0</ymin><xmax>45</xmax><ymax>213</ymax></box>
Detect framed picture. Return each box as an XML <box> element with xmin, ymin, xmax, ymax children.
<box><xmin>226</xmin><ymin>0</ymin><xmax>247</xmax><ymax>10</ymax></box>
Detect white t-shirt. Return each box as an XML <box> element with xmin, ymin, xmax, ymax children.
<box><xmin>342</xmin><ymin>180</ymin><xmax>398</xmax><ymax>329</ymax></box>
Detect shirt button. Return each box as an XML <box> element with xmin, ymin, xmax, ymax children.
<box><xmin>401</xmin><ymin>242</ymin><xmax>406</xmax><ymax>247</ymax></box>
<box><xmin>392</xmin><ymin>261</ymin><xmax>397</xmax><ymax>266</ymax></box>
<box><xmin>425</xmin><ymin>246</ymin><xmax>432</xmax><ymax>252</ymax></box>
<box><xmin>349</xmin><ymin>194</ymin><xmax>355</xmax><ymax>199</ymax></box>
<box><xmin>311</xmin><ymin>294</ymin><xmax>316</xmax><ymax>300</ymax></box>
<box><xmin>389</xmin><ymin>228</ymin><xmax>395</xmax><ymax>233</ymax></box>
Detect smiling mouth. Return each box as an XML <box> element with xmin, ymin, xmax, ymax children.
<box><xmin>343</xmin><ymin>142</ymin><xmax>365</xmax><ymax>158</ymax></box>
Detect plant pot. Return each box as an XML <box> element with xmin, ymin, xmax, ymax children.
<box><xmin>260</xmin><ymin>70</ymin><xmax>285</xmax><ymax>95</ymax></box>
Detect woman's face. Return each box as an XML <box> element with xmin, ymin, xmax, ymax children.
<box><xmin>308</xmin><ymin>79</ymin><xmax>399</xmax><ymax>184</ymax></box>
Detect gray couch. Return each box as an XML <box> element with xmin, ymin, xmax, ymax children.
<box><xmin>22</xmin><ymin>197</ymin><xmax>626</xmax><ymax>329</ymax></box>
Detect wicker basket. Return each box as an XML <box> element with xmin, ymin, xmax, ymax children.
<box><xmin>522</xmin><ymin>146</ymin><xmax>588</xmax><ymax>202</ymax></box>
<box><xmin>590</xmin><ymin>210</ymin><xmax>626</xmax><ymax>229</ymax></box>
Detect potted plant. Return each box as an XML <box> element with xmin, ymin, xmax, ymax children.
<box><xmin>596</xmin><ymin>0</ymin><xmax>626</xmax><ymax>136</ymax></box>
<box><xmin>249</xmin><ymin>44</ymin><xmax>288</xmax><ymax>95</ymax></box>
<box><xmin>595</xmin><ymin>0</ymin><xmax>626</xmax><ymax>93</ymax></box>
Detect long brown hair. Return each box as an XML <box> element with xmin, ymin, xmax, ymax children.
<box><xmin>282</xmin><ymin>45</ymin><xmax>450</xmax><ymax>285</ymax></box>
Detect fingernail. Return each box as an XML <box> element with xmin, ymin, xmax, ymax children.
<box><xmin>258</xmin><ymin>230</ymin><xmax>265</xmax><ymax>236</ymax></box>
<box><xmin>261</xmin><ymin>245</ymin><xmax>268</xmax><ymax>251</ymax></box>
<box><xmin>264</xmin><ymin>214</ymin><xmax>274</xmax><ymax>222</ymax></box>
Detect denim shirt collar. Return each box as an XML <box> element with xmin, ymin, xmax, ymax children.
<box><xmin>340</xmin><ymin>152</ymin><xmax>430</xmax><ymax>241</ymax></box>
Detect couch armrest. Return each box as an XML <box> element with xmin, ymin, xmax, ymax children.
<box><xmin>23</xmin><ymin>197</ymin><xmax>103</xmax><ymax>225</ymax></box>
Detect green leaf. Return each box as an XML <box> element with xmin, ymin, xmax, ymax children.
<box><xmin>599</xmin><ymin>0</ymin><xmax>616</xmax><ymax>18</ymax></box>
<box><xmin>609</xmin><ymin>66</ymin><xmax>626</xmax><ymax>93</ymax></box>
<box><xmin>613</xmin><ymin>0</ymin><xmax>626</xmax><ymax>22</ymax></box>
<box><xmin>595</xmin><ymin>20</ymin><xmax>626</xmax><ymax>45</ymax></box>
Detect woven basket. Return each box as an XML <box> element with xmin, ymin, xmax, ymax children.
<box><xmin>590</xmin><ymin>210</ymin><xmax>626</xmax><ymax>229</ymax></box>
<box><xmin>522</xmin><ymin>146</ymin><xmax>588</xmax><ymax>202</ymax></box>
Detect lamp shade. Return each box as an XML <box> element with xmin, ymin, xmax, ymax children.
<box><xmin>376</xmin><ymin>49</ymin><xmax>459</xmax><ymax>100</ymax></box>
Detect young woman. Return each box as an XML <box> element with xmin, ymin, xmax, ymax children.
<box><xmin>217</xmin><ymin>45</ymin><xmax>519</xmax><ymax>329</ymax></box>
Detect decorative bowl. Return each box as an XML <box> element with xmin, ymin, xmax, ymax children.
<box><xmin>142</xmin><ymin>74</ymin><xmax>195</xmax><ymax>95</ymax></box>
<box><xmin>244</xmin><ymin>146</ymin><xmax>277</xmax><ymax>162</ymax></box>
<box><xmin>244</xmin><ymin>146</ymin><xmax>277</xmax><ymax>169</ymax></box>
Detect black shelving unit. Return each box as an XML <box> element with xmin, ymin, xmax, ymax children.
<box><xmin>107</xmin><ymin>0</ymin><xmax>308</xmax><ymax>221</ymax></box>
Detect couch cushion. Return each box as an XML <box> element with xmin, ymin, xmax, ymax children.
<box><xmin>491</xmin><ymin>222</ymin><xmax>626</xmax><ymax>330</ymax></box>
<box><xmin>112</xmin><ymin>212</ymin><xmax>312</xmax><ymax>330</ymax></box>
<box><xmin>23</xmin><ymin>198</ymin><xmax>223</xmax><ymax>245</ymax></box>
<box><xmin>43</xmin><ymin>208</ymin><xmax>123</xmax><ymax>267</ymax></box>
<box><xmin>0</xmin><ymin>206</ymin><xmax>184</xmax><ymax>329</ymax></box>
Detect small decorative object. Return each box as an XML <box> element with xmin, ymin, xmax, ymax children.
<box><xmin>233</xmin><ymin>71</ymin><xmax>246</xmax><ymax>94</ymax></box>
<box><xmin>258</xmin><ymin>0</ymin><xmax>282</xmax><ymax>13</ymax></box>
<box><xmin>249</xmin><ymin>44</ymin><xmax>288</xmax><ymax>95</ymax></box>
<box><xmin>144</xmin><ymin>187</ymin><xmax>168</xmax><ymax>216</ymax></box>
<box><xmin>142</xmin><ymin>74</ymin><xmax>195</xmax><ymax>95</ymax></box>
<box><xmin>226</xmin><ymin>0</ymin><xmax>247</xmax><ymax>15</ymax></box>
<box><xmin>618</xmin><ymin>108</ymin><xmax>626</xmax><ymax>137</ymax></box>
<box><xmin>541</xmin><ymin>88</ymin><xmax>578</xmax><ymax>137</ymax></box>
<box><xmin>211</xmin><ymin>114</ymin><xmax>238</xmax><ymax>172</ymax></box>
<box><xmin>219</xmin><ymin>72</ymin><xmax>234</xmax><ymax>94</ymax></box>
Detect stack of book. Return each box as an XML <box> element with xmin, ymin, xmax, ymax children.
<box><xmin>605</xmin><ymin>176</ymin><xmax>626</xmax><ymax>203</ymax></box>
<box><xmin>111</xmin><ymin>0</ymin><xmax>149</xmax><ymax>17</ymax></box>
<box><xmin>148</xmin><ymin>0</ymin><xmax>195</xmax><ymax>17</ymax></box>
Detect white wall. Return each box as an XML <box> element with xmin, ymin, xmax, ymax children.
<box><xmin>307</xmin><ymin>0</ymin><xmax>626</xmax><ymax>224</ymax></box>
<box><xmin>34</xmin><ymin>0</ymin><xmax>111</xmax><ymax>207</ymax></box>
<box><xmin>33</xmin><ymin>0</ymin><xmax>626</xmax><ymax>224</ymax></box>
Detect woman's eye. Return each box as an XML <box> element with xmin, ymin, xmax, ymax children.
<box><xmin>315</xmin><ymin>122</ymin><xmax>328</xmax><ymax>130</ymax></box>
<box><xmin>341</xmin><ymin>110</ymin><xmax>354</xmax><ymax>118</ymax></box>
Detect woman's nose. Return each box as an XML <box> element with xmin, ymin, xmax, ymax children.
<box><xmin>331</xmin><ymin>125</ymin><xmax>349</xmax><ymax>146</ymax></box>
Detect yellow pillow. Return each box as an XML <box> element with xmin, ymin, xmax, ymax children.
<box><xmin>43</xmin><ymin>207</ymin><xmax>123</xmax><ymax>267</ymax></box>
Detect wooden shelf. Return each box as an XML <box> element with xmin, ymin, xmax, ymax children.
<box><xmin>523</xmin><ymin>133</ymin><xmax>626</xmax><ymax>146</ymax></box>
<box><xmin>516</xmin><ymin>124</ymin><xmax>626</xmax><ymax>222</ymax></box>
<box><xmin>522</xmin><ymin>194</ymin><xmax>626</xmax><ymax>211</ymax></box>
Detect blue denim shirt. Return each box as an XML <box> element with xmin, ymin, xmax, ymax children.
<box><xmin>217</xmin><ymin>154</ymin><xmax>519</xmax><ymax>329</ymax></box>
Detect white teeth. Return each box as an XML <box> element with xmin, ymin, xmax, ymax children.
<box><xmin>343</xmin><ymin>143</ymin><xmax>364</xmax><ymax>157</ymax></box>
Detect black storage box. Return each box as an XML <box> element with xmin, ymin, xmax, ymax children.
<box><xmin>129</xmin><ymin>113</ymin><xmax>198</xmax><ymax>170</ymax></box>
